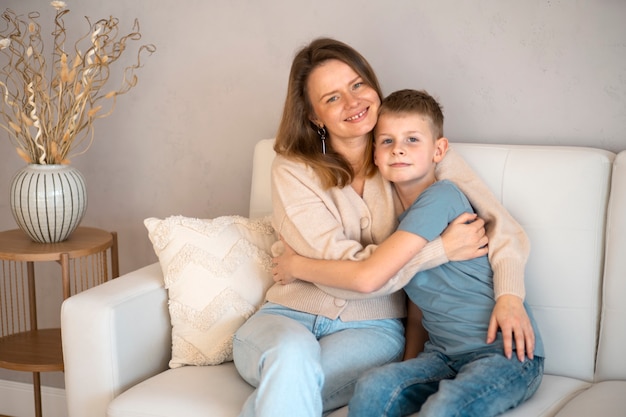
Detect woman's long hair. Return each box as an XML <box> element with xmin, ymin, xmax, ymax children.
<box><xmin>274</xmin><ymin>38</ymin><xmax>383</xmax><ymax>188</ymax></box>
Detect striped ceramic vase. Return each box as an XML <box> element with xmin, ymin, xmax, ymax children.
<box><xmin>9</xmin><ymin>164</ymin><xmax>87</xmax><ymax>243</ymax></box>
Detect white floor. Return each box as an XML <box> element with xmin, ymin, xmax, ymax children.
<box><xmin>0</xmin><ymin>380</ymin><xmax>67</xmax><ymax>417</ymax></box>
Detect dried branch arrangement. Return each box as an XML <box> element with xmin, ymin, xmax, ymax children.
<box><xmin>0</xmin><ymin>1</ymin><xmax>155</xmax><ymax>164</ymax></box>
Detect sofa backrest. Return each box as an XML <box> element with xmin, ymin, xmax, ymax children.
<box><xmin>453</xmin><ymin>144</ymin><xmax>614</xmax><ymax>381</ymax></box>
<box><xmin>596</xmin><ymin>150</ymin><xmax>626</xmax><ymax>381</ymax></box>
<box><xmin>249</xmin><ymin>138</ymin><xmax>276</xmax><ymax>219</ymax></box>
<box><xmin>247</xmin><ymin>139</ymin><xmax>616</xmax><ymax>381</ymax></box>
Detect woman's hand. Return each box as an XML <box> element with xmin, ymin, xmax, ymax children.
<box><xmin>271</xmin><ymin>236</ymin><xmax>299</xmax><ymax>285</ymax></box>
<box><xmin>441</xmin><ymin>212</ymin><xmax>488</xmax><ymax>261</ymax></box>
<box><xmin>487</xmin><ymin>294</ymin><xmax>535</xmax><ymax>362</ymax></box>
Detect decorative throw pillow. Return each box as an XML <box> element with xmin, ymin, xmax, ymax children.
<box><xmin>144</xmin><ymin>215</ymin><xmax>276</xmax><ymax>368</ymax></box>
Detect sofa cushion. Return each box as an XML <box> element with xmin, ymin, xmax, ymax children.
<box><xmin>453</xmin><ymin>144</ymin><xmax>613</xmax><ymax>381</ymax></box>
<box><xmin>107</xmin><ymin>365</ymin><xmax>592</xmax><ymax>417</ymax></box>
<box><xmin>596</xmin><ymin>151</ymin><xmax>626</xmax><ymax>380</ymax></box>
<box><xmin>145</xmin><ymin>215</ymin><xmax>276</xmax><ymax>368</ymax></box>
<box><xmin>552</xmin><ymin>381</ymin><xmax>626</xmax><ymax>417</ymax></box>
<box><xmin>108</xmin><ymin>363</ymin><xmax>254</xmax><ymax>417</ymax></box>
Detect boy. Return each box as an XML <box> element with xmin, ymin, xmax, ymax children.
<box><xmin>271</xmin><ymin>89</ymin><xmax>544</xmax><ymax>417</ymax></box>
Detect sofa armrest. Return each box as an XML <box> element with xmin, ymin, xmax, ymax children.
<box><xmin>61</xmin><ymin>263</ymin><xmax>171</xmax><ymax>417</ymax></box>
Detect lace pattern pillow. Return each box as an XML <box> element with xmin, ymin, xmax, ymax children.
<box><xmin>145</xmin><ymin>215</ymin><xmax>276</xmax><ymax>368</ymax></box>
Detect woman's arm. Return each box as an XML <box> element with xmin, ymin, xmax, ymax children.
<box><xmin>271</xmin><ymin>156</ymin><xmax>485</xmax><ymax>300</ymax></box>
<box><xmin>435</xmin><ymin>147</ymin><xmax>529</xmax><ymax>299</ymax></box>
<box><xmin>273</xmin><ymin>229</ymin><xmax>429</xmax><ymax>293</ymax></box>
<box><xmin>435</xmin><ymin>147</ymin><xmax>534</xmax><ymax>361</ymax></box>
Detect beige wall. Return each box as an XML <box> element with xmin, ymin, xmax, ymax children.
<box><xmin>0</xmin><ymin>0</ymin><xmax>625</xmax><ymax>388</ymax></box>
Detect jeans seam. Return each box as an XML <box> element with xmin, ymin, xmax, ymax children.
<box><xmin>323</xmin><ymin>333</ymin><xmax>404</xmax><ymax>405</ymax></box>
<box><xmin>446</xmin><ymin>356</ymin><xmax>543</xmax><ymax>417</ymax></box>
<box><xmin>383</xmin><ymin>372</ymin><xmax>450</xmax><ymax>417</ymax></box>
<box><xmin>232</xmin><ymin>336</ymin><xmax>265</xmax><ymax>387</ymax></box>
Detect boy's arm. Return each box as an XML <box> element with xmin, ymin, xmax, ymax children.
<box><xmin>273</xmin><ymin>230</ymin><xmax>428</xmax><ymax>293</ymax></box>
<box><xmin>403</xmin><ymin>300</ymin><xmax>428</xmax><ymax>360</ymax></box>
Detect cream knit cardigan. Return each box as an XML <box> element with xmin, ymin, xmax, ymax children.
<box><xmin>266</xmin><ymin>147</ymin><xmax>529</xmax><ymax>321</ymax></box>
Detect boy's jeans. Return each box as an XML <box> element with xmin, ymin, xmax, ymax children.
<box><xmin>348</xmin><ymin>348</ymin><xmax>544</xmax><ymax>417</ymax></box>
<box><xmin>233</xmin><ymin>302</ymin><xmax>405</xmax><ymax>417</ymax></box>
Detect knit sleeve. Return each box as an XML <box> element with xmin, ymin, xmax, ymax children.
<box><xmin>270</xmin><ymin>156</ymin><xmax>377</xmax><ymax>262</ymax></box>
<box><xmin>434</xmin><ymin>147</ymin><xmax>529</xmax><ymax>299</ymax></box>
<box><xmin>271</xmin><ymin>155</ymin><xmax>450</xmax><ymax>301</ymax></box>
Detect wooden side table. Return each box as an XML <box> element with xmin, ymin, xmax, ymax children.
<box><xmin>0</xmin><ymin>227</ymin><xmax>119</xmax><ymax>417</ymax></box>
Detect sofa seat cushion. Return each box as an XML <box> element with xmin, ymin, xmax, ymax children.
<box><xmin>107</xmin><ymin>367</ymin><xmax>591</xmax><ymax>417</ymax></box>
<box><xmin>552</xmin><ymin>381</ymin><xmax>626</xmax><ymax>417</ymax></box>
<box><xmin>494</xmin><ymin>375</ymin><xmax>589</xmax><ymax>417</ymax></box>
<box><xmin>324</xmin><ymin>374</ymin><xmax>591</xmax><ymax>417</ymax></box>
<box><xmin>107</xmin><ymin>363</ymin><xmax>254</xmax><ymax>417</ymax></box>
<box><xmin>328</xmin><ymin>375</ymin><xmax>588</xmax><ymax>417</ymax></box>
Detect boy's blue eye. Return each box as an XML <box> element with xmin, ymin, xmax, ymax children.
<box><xmin>408</xmin><ymin>137</ymin><xmax>418</xmax><ymax>143</ymax></box>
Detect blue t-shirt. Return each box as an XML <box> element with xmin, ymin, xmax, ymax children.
<box><xmin>398</xmin><ymin>180</ymin><xmax>544</xmax><ymax>357</ymax></box>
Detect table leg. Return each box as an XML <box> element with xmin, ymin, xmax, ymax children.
<box><xmin>111</xmin><ymin>231</ymin><xmax>119</xmax><ymax>278</ymax></box>
<box><xmin>33</xmin><ymin>371</ymin><xmax>42</xmax><ymax>417</ymax></box>
<box><xmin>27</xmin><ymin>262</ymin><xmax>37</xmax><ymax>331</ymax></box>
<box><xmin>60</xmin><ymin>253</ymin><xmax>70</xmax><ymax>300</ymax></box>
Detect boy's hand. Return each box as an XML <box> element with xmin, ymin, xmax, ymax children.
<box><xmin>487</xmin><ymin>294</ymin><xmax>535</xmax><ymax>362</ymax></box>
<box><xmin>272</xmin><ymin>235</ymin><xmax>298</xmax><ymax>285</ymax></box>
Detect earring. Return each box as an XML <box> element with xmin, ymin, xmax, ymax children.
<box><xmin>317</xmin><ymin>126</ymin><xmax>327</xmax><ymax>154</ymax></box>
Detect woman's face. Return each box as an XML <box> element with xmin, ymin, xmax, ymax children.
<box><xmin>307</xmin><ymin>59</ymin><xmax>380</xmax><ymax>143</ymax></box>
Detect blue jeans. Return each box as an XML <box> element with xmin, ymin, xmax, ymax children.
<box><xmin>348</xmin><ymin>349</ymin><xmax>544</xmax><ymax>417</ymax></box>
<box><xmin>233</xmin><ymin>302</ymin><xmax>405</xmax><ymax>417</ymax></box>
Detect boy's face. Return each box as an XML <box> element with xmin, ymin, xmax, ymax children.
<box><xmin>373</xmin><ymin>112</ymin><xmax>447</xmax><ymax>187</ymax></box>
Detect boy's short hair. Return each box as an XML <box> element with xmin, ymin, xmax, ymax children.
<box><xmin>378</xmin><ymin>89</ymin><xmax>444</xmax><ymax>139</ymax></box>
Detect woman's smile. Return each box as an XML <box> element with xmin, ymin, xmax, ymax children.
<box><xmin>345</xmin><ymin>108</ymin><xmax>369</xmax><ymax>122</ymax></box>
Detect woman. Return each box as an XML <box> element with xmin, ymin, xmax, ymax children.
<box><xmin>233</xmin><ymin>38</ymin><xmax>534</xmax><ymax>417</ymax></box>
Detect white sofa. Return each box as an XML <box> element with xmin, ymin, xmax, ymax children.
<box><xmin>61</xmin><ymin>139</ymin><xmax>626</xmax><ymax>417</ymax></box>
